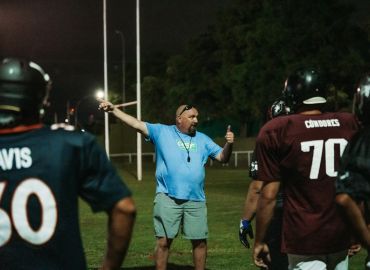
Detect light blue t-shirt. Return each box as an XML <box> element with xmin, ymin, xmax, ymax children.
<box><xmin>146</xmin><ymin>123</ymin><xmax>222</xmax><ymax>201</ymax></box>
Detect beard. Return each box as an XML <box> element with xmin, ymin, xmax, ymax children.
<box><xmin>188</xmin><ymin>125</ymin><xmax>197</xmax><ymax>135</ymax></box>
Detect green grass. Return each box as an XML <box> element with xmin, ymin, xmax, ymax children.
<box><xmin>80</xmin><ymin>163</ymin><xmax>367</xmax><ymax>269</ymax></box>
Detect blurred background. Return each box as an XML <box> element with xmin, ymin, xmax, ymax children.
<box><xmin>1</xmin><ymin>0</ymin><xmax>370</xmax><ymax>138</ymax></box>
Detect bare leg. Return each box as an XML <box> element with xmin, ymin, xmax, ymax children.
<box><xmin>191</xmin><ymin>239</ymin><xmax>207</xmax><ymax>270</ymax></box>
<box><xmin>155</xmin><ymin>237</ymin><xmax>173</xmax><ymax>270</ymax></box>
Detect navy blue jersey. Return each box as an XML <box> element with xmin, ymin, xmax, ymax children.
<box><xmin>337</xmin><ymin>127</ymin><xmax>370</xmax><ymax>201</ymax></box>
<box><xmin>0</xmin><ymin>124</ymin><xmax>131</xmax><ymax>269</ymax></box>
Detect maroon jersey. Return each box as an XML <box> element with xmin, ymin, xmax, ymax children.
<box><xmin>255</xmin><ymin>112</ymin><xmax>358</xmax><ymax>255</ymax></box>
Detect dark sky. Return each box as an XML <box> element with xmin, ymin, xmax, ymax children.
<box><xmin>1</xmin><ymin>0</ymin><xmax>369</xmax><ymax>121</ymax></box>
<box><xmin>0</xmin><ymin>0</ymin><xmax>230</xmax><ymax>119</ymax></box>
<box><xmin>0</xmin><ymin>0</ymin><xmax>230</xmax><ymax>60</ymax></box>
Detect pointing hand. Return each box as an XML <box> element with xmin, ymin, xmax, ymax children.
<box><xmin>98</xmin><ymin>98</ymin><xmax>115</xmax><ymax>112</ymax></box>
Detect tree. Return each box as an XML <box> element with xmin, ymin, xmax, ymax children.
<box><xmin>142</xmin><ymin>0</ymin><xmax>370</xmax><ymax>136</ymax></box>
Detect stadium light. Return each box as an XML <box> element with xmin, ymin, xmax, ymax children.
<box><xmin>115</xmin><ymin>30</ymin><xmax>126</xmax><ymax>104</ymax></box>
<box><xmin>95</xmin><ymin>89</ymin><xmax>104</xmax><ymax>99</ymax></box>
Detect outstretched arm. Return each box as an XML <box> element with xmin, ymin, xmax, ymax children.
<box><xmin>215</xmin><ymin>125</ymin><xmax>234</xmax><ymax>163</ymax></box>
<box><xmin>101</xmin><ymin>197</ymin><xmax>136</xmax><ymax>270</ymax></box>
<box><xmin>242</xmin><ymin>180</ymin><xmax>263</xmax><ymax>221</ymax></box>
<box><xmin>98</xmin><ymin>98</ymin><xmax>149</xmax><ymax>137</ymax></box>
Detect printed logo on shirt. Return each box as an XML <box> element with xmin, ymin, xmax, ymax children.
<box><xmin>0</xmin><ymin>147</ymin><xmax>32</xmax><ymax>171</ymax></box>
<box><xmin>250</xmin><ymin>160</ymin><xmax>258</xmax><ymax>173</ymax></box>
<box><xmin>176</xmin><ymin>141</ymin><xmax>197</xmax><ymax>152</ymax></box>
<box><xmin>304</xmin><ymin>119</ymin><xmax>340</xmax><ymax>129</ymax></box>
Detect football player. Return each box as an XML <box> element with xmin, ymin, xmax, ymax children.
<box><xmin>252</xmin><ymin>69</ymin><xmax>359</xmax><ymax>270</ymax></box>
<box><xmin>0</xmin><ymin>58</ymin><xmax>136</xmax><ymax>269</ymax></box>
<box><xmin>239</xmin><ymin>99</ymin><xmax>289</xmax><ymax>270</ymax></box>
<box><xmin>336</xmin><ymin>73</ymin><xmax>370</xmax><ymax>270</ymax></box>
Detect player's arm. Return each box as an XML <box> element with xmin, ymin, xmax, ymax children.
<box><xmin>239</xmin><ymin>180</ymin><xmax>263</xmax><ymax>248</ymax></box>
<box><xmin>336</xmin><ymin>193</ymin><xmax>370</xmax><ymax>248</ymax></box>
<box><xmin>101</xmin><ymin>197</ymin><xmax>136</xmax><ymax>270</ymax></box>
<box><xmin>242</xmin><ymin>180</ymin><xmax>263</xmax><ymax>220</ymax></box>
<box><xmin>98</xmin><ymin>98</ymin><xmax>148</xmax><ymax>137</ymax></box>
<box><xmin>253</xmin><ymin>180</ymin><xmax>280</xmax><ymax>268</ymax></box>
<box><xmin>215</xmin><ymin>125</ymin><xmax>234</xmax><ymax>163</ymax></box>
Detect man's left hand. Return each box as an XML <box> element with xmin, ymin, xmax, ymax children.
<box><xmin>225</xmin><ymin>125</ymin><xmax>234</xmax><ymax>143</ymax></box>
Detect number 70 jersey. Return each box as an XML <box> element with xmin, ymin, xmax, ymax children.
<box><xmin>0</xmin><ymin>124</ymin><xmax>131</xmax><ymax>269</ymax></box>
<box><xmin>255</xmin><ymin>112</ymin><xmax>359</xmax><ymax>255</ymax></box>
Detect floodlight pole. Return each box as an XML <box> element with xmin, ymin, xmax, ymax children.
<box><xmin>136</xmin><ymin>0</ymin><xmax>142</xmax><ymax>181</ymax></box>
<box><xmin>115</xmin><ymin>30</ymin><xmax>126</xmax><ymax>104</ymax></box>
<box><xmin>103</xmin><ymin>0</ymin><xmax>110</xmax><ymax>157</ymax></box>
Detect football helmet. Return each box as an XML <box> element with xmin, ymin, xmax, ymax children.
<box><xmin>282</xmin><ymin>69</ymin><xmax>326</xmax><ymax>112</ymax></box>
<box><xmin>353</xmin><ymin>73</ymin><xmax>370</xmax><ymax>126</ymax></box>
<box><xmin>268</xmin><ymin>99</ymin><xmax>290</xmax><ymax>120</ymax></box>
<box><xmin>0</xmin><ymin>58</ymin><xmax>50</xmax><ymax>122</ymax></box>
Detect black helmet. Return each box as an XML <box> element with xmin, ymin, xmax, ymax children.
<box><xmin>353</xmin><ymin>73</ymin><xmax>370</xmax><ymax>126</ymax></box>
<box><xmin>0</xmin><ymin>58</ymin><xmax>50</xmax><ymax>116</ymax></box>
<box><xmin>282</xmin><ymin>69</ymin><xmax>326</xmax><ymax>112</ymax></box>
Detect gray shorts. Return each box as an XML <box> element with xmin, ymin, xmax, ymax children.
<box><xmin>153</xmin><ymin>193</ymin><xmax>208</xmax><ymax>239</ymax></box>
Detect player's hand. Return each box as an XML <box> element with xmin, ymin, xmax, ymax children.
<box><xmin>225</xmin><ymin>125</ymin><xmax>234</xmax><ymax>144</ymax></box>
<box><xmin>348</xmin><ymin>243</ymin><xmax>361</xmax><ymax>257</ymax></box>
<box><xmin>239</xmin><ymin>219</ymin><xmax>254</xmax><ymax>248</ymax></box>
<box><xmin>253</xmin><ymin>242</ymin><xmax>271</xmax><ymax>269</ymax></box>
<box><xmin>98</xmin><ymin>98</ymin><xmax>115</xmax><ymax>112</ymax></box>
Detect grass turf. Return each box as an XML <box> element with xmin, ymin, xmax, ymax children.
<box><xmin>80</xmin><ymin>163</ymin><xmax>367</xmax><ymax>269</ymax></box>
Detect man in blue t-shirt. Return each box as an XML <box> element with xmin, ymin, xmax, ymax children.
<box><xmin>99</xmin><ymin>101</ymin><xmax>234</xmax><ymax>270</ymax></box>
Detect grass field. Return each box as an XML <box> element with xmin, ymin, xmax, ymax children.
<box><xmin>80</xmin><ymin>162</ymin><xmax>367</xmax><ymax>270</ymax></box>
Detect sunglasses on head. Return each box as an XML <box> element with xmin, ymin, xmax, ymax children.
<box><xmin>178</xmin><ymin>105</ymin><xmax>193</xmax><ymax>116</ymax></box>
